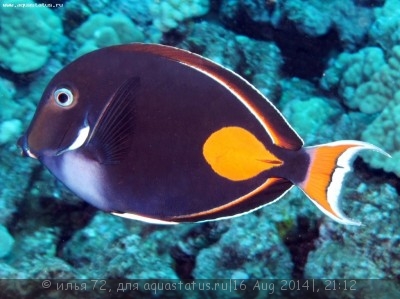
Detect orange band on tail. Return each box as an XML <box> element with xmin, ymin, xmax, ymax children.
<box><xmin>298</xmin><ymin>141</ymin><xmax>388</xmax><ymax>225</ymax></box>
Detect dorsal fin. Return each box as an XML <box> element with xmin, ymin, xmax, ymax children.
<box><xmin>119</xmin><ymin>43</ymin><xmax>303</xmax><ymax>150</ymax></box>
<box><xmin>88</xmin><ymin>77</ymin><xmax>139</xmax><ymax>164</ymax></box>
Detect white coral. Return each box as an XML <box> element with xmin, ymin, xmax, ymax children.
<box><xmin>322</xmin><ymin>45</ymin><xmax>400</xmax><ymax>177</ymax></box>
<box><xmin>73</xmin><ymin>14</ymin><xmax>144</xmax><ymax>57</ymax></box>
<box><xmin>361</xmin><ymin>90</ymin><xmax>400</xmax><ymax>177</ymax></box>
<box><xmin>321</xmin><ymin>47</ymin><xmax>400</xmax><ymax>114</ymax></box>
<box><xmin>0</xmin><ymin>0</ymin><xmax>62</xmax><ymax>73</ymax></box>
<box><xmin>149</xmin><ymin>0</ymin><xmax>210</xmax><ymax>32</ymax></box>
<box><xmin>370</xmin><ymin>0</ymin><xmax>400</xmax><ymax>53</ymax></box>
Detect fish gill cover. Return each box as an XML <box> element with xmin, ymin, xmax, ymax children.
<box><xmin>0</xmin><ymin>0</ymin><xmax>399</xmax><ymax>298</ymax></box>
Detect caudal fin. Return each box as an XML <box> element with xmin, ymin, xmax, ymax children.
<box><xmin>298</xmin><ymin>141</ymin><xmax>389</xmax><ymax>225</ymax></box>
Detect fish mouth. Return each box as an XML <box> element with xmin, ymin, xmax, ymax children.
<box><xmin>17</xmin><ymin>135</ymin><xmax>38</xmax><ymax>159</ymax></box>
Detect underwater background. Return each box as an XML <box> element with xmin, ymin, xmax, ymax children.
<box><xmin>0</xmin><ymin>0</ymin><xmax>400</xmax><ymax>298</ymax></box>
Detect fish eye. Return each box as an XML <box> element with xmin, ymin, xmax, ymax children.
<box><xmin>54</xmin><ymin>88</ymin><xmax>74</xmax><ymax>107</ymax></box>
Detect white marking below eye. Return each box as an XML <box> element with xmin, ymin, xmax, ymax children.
<box><xmin>66</xmin><ymin>125</ymin><xmax>90</xmax><ymax>151</ymax></box>
<box><xmin>26</xmin><ymin>148</ymin><xmax>38</xmax><ymax>159</ymax></box>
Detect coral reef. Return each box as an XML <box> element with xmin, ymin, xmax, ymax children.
<box><xmin>321</xmin><ymin>7</ymin><xmax>400</xmax><ymax>176</ymax></box>
<box><xmin>280</xmin><ymin>78</ymin><xmax>371</xmax><ymax>145</ymax></box>
<box><xmin>61</xmin><ymin>213</ymin><xmax>181</xmax><ymax>279</ymax></box>
<box><xmin>219</xmin><ymin>0</ymin><xmax>374</xmax><ymax>49</ymax></box>
<box><xmin>369</xmin><ymin>0</ymin><xmax>400</xmax><ymax>53</ymax></box>
<box><xmin>149</xmin><ymin>0</ymin><xmax>210</xmax><ymax>32</ymax></box>
<box><xmin>0</xmin><ymin>225</ymin><xmax>14</xmax><ymax>258</ymax></box>
<box><xmin>305</xmin><ymin>182</ymin><xmax>400</xmax><ymax>279</ymax></box>
<box><xmin>0</xmin><ymin>0</ymin><xmax>62</xmax><ymax>73</ymax></box>
<box><xmin>321</xmin><ymin>47</ymin><xmax>385</xmax><ymax>113</ymax></box>
<box><xmin>282</xmin><ymin>96</ymin><xmax>342</xmax><ymax>144</ymax></box>
<box><xmin>361</xmin><ymin>90</ymin><xmax>400</xmax><ymax>176</ymax></box>
<box><xmin>321</xmin><ymin>46</ymin><xmax>399</xmax><ymax>114</ymax></box>
<box><xmin>283</xmin><ymin>0</ymin><xmax>373</xmax><ymax>47</ymax></box>
<box><xmin>72</xmin><ymin>13</ymin><xmax>145</xmax><ymax>57</ymax></box>
<box><xmin>193</xmin><ymin>214</ymin><xmax>293</xmax><ymax>279</ymax></box>
<box><xmin>0</xmin><ymin>78</ymin><xmax>18</xmax><ymax>123</ymax></box>
<box><xmin>0</xmin><ymin>120</ymin><xmax>22</xmax><ymax>145</ymax></box>
<box><xmin>180</xmin><ymin>21</ymin><xmax>283</xmax><ymax>100</ymax></box>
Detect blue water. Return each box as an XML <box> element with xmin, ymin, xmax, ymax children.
<box><xmin>0</xmin><ymin>0</ymin><xmax>399</xmax><ymax>298</ymax></box>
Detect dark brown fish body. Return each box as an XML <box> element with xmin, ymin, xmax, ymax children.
<box><xmin>18</xmin><ymin>44</ymin><xmax>387</xmax><ymax>225</ymax></box>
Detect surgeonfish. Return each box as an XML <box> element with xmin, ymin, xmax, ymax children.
<box><xmin>18</xmin><ymin>44</ymin><xmax>388</xmax><ymax>225</ymax></box>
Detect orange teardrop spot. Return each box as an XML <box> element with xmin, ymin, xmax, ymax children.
<box><xmin>203</xmin><ymin>126</ymin><xmax>283</xmax><ymax>181</ymax></box>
